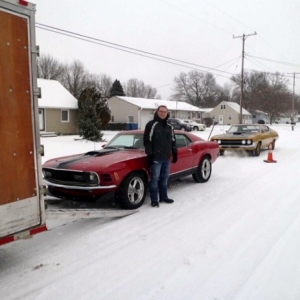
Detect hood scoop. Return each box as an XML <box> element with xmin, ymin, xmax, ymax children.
<box><xmin>85</xmin><ymin>148</ymin><xmax>120</xmax><ymax>156</ymax></box>
<box><xmin>55</xmin><ymin>148</ymin><xmax>120</xmax><ymax>169</ymax></box>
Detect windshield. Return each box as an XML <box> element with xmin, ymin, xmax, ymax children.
<box><xmin>105</xmin><ymin>134</ymin><xmax>145</xmax><ymax>149</ymax></box>
<box><xmin>228</xmin><ymin>125</ymin><xmax>261</xmax><ymax>133</ymax></box>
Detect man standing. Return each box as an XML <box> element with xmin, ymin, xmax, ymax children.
<box><xmin>143</xmin><ymin>105</ymin><xmax>178</xmax><ymax>207</ymax></box>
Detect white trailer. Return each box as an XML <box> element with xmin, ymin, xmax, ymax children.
<box><xmin>0</xmin><ymin>0</ymin><xmax>136</xmax><ymax>246</ymax></box>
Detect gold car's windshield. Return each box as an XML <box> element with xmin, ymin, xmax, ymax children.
<box><xmin>228</xmin><ymin>125</ymin><xmax>261</xmax><ymax>133</ymax></box>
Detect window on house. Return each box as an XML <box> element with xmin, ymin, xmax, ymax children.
<box><xmin>61</xmin><ymin>110</ymin><xmax>69</xmax><ymax>122</ymax></box>
<box><xmin>221</xmin><ymin>105</ymin><xmax>226</xmax><ymax>109</ymax></box>
<box><xmin>128</xmin><ymin>116</ymin><xmax>134</xmax><ymax>122</ymax></box>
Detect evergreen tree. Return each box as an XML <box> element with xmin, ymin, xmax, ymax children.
<box><xmin>95</xmin><ymin>96</ymin><xmax>111</xmax><ymax>129</ymax></box>
<box><xmin>109</xmin><ymin>79</ymin><xmax>126</xmax><ymax>97</ymax></box>
<box><xmin>78</xmin><ymin>87</ymin><xmax>108</xmax><ymax>141</ymax></box>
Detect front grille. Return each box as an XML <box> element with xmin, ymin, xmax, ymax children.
<box><xmin>220</xmin><ymin>140</ymin><xmax>244</xmax><ymax>146</ymax></box>
<box><xmin>43</xmin><ymin>168</ymin><xmax>99</xmax><ymax>186</ymax></box>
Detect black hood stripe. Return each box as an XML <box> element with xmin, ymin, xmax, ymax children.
<box><xmin>55</xmin><ymin>148</ymin><xmax>120</xmax><ymax>169</ymax></box>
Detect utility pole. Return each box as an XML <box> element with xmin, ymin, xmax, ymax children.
<box><xmin>287</xmin><ymin>72</ymin><xmax>300</xmax><ymax>131</ymax></box>
<box><xmin>233</xmin><ymin>32</ymin><xmax>257</xmax><ymax>124</ymax></box>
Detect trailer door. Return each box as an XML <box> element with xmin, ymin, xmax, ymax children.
<box><xmin>0</xmin><ymin>5</ymin><xmax>42</xmax><ymax>238</ymax></box>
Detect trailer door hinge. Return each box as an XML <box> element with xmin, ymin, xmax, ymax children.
<box><xmin>38</xmin><ymin>144</ymin><xmax>44</xmax><ymax>156</ymax></box>
<box><xmin>34</xmin><ymin>87</ymin><xmax>42</xmax><ymax>98</ymax></box>
<box><xmin>40</xmin><ymin>185</ymin><xmax>47</xmax><ymax>196</ymax></box>
<box><xmin>32</xmin><ymin>45</ymin><xmax>40</xmax><ymax>57</ymax></box>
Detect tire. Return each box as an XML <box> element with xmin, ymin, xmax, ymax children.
<box><xmin>192</xmin><ymin>156</ymin><xmax>212</xmax><ymax>183</ymax></box>
<box><xmin>219</xmin><ymin>150</ymin><xmax>225</xmax><ymax>156</ymax></box>
<box><xmin>193</xmin><ymin>126</ymin><xmax>199</xmax><ymax>131</ymax></box>
<box><xmin>116</xmin><ymin>172</ymin><xmax>147</xmax><ymax>209</ymax></box>
<box><xmin>252</xmin><ymin>142</ymin><xmax>261</xmax><ymax>157</ymax></box>
<box><xmin>180</xmin><ymin>126</ymin><xmax>187</xmax><ymax>131</ymax></box>
<box><xmin>271</xmin><ymin>140</ymin><xmax>276</xmax><ymax>150</ymax></box>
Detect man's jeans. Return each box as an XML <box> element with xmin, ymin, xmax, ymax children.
<box><xmin>149</xmin><ymin>159</ymin><xmax>171</xmax><ymax>202</ymax></box>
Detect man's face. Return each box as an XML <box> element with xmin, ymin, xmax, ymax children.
<box><xmin>157</xmin><ymin>107</ymin><xmax>168</xmax><ymax>119</ymax></box>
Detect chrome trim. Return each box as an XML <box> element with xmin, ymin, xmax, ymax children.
<box><xmin>43</xmin><ymin>179</ymin><xmax>116</xmax><ymax>190</ymax></box>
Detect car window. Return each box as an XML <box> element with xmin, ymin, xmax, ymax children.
<box><xmin>106</xmin><ymin>134</ymin><xmax>144</xmax><ymax>148</ymax></box>
<box><xmin>228</xmin><ymin>126</ymin><xmax>239</xmax><ymax>133</ymax></box>
<box><xmin>175</xmin><ymin>134</ymin><xmax>192</xmax><ymax>148</ymax></box>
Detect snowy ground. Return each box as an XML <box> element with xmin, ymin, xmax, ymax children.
<box><xmin>1</xmin><ymin>124</ymin><xmax>300</xmax><ymax>300</ymax></box>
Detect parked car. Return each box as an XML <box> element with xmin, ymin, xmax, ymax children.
<box><xmin>210</xmin><ymin>124</ymin><xmax>279</xmax><ymax>156</ymax></box>
<box><xmin>167</xmin><ymin>118</ymin><xmax>193</xmax><ymax>131</ymax></box>
<box><xmin>183</xmin><ymin>120</ymin><xmax>206</xmax><ymax>131</ymax></box>
<box><xmin>43</xmin><ymin>130</ymin><xmax>219</xmax><ymax>209</ymax></box>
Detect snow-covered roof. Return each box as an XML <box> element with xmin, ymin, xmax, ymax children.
<box><xmin>201</xmin><ymin>108</ymin><xmax>214</xmax><ymax>113</ymax></box>
<box><xmin>38</xmin><ymin>79</ymin><xmax>78</xmax><ymax>109</ymax></box>
<box><xmin>113</xmin><ymin>96</ymin><xmax>202</xmax><ymax>111</ymax></box>
<box><xmin>223</xmin><ymin>101</ymin><xmax>251</xmax><ymax>115</ymax></box>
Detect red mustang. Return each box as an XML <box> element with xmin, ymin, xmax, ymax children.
<box><xmin>43</xmin><ymin>130</ymin><xmax>219</xmax><ymax>209</ymax></box>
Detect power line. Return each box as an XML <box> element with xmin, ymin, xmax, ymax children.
<box><xmin>36</xmin><ymin>23</ymin><xmax>235</xmax><ymax>79</ymax></box>
<box><xmin>287</xmin><ymin>72</ymin><xmax>300</xmax><ymax>130</ymax></box>
<box><xmin>233</xmin><ymin>32</ymin><xmax>257</xmax><ymax>124</ymax></box>
<box><xmin>247</xmin><ymin>54</ymin><xmax>300</xmax><ymax>69</ymax></box>
<box><xmin>158</xmin><ymin>0</ymin><xmax>232</xmax><ymax>35</ymax></box>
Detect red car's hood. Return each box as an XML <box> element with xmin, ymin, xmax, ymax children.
<box><xmin>43</xmin><ymin>148</ymin><xmax>146</xmax><ymax>172</ymax></box>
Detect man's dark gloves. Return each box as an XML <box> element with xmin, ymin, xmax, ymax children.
<box><xmin>172</xmin><ymin>148</ymin><xmax>178</xmax><ymax>163</ymax></box>
<box><xmin>147</xmin><ymin>155</ymin><xmax>154</xmax><ymax>165</ymax></box>
<box><xmin>145</xmin><ymin>148</ymin><xmax>154</xmax><ymax>165</ymax></box>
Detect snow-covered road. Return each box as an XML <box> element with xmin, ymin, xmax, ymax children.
<box><xmin>1</xmin><ymin>125</ymin><xmax>300</xmax><ymax>300</ymax></box>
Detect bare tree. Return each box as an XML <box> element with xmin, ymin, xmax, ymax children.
<box><xmin>231</xmin><ymin>71</ymin><xmax>292</xmax><ymax>123</ymax></box>
<box><xmin>124</xmin><ymin>78</ymin><xmax>159</xmax><ymax>99</ymax></box>
<box><xmin>60</xmin><ymin>60</ymin><xmax>88</xmax><ymax>99</ymax></box>
<box><xmin>37</xmin><ymin>53</ymin><xmax>64</xmax><ymax>80</ymax></box>
<box><xmin>86</xmin><ymin>74</ymin><xmax>113</xmax><ymax>98</ymax></box>
<box><xmin>172</xmin><ymin>71</ymin><xmax>220</xmax><ymax>107</ymax></box>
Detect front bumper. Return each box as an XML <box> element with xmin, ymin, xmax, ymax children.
<box><xmin>43</xmin><ymin>179</ymin><xmax>117</xmax><ymax>190</ymax></box>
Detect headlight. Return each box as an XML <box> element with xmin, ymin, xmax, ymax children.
<box><xmin>242</xmin><ymin>140</ymin><xmax>246</xmax><ymax>145</ymax></box>
<box><xmin>247</xmin><ymin>140</ymin><xmax>252</xmax><ymax>145</ymax></box>
<box><xmin>217</xmin><ymin>140</ymin><xmax>221</xmax><ymax>144</ymax></box>
<box><xmin>43</xmin><ymin>170</ymin><xmax>52</xmax><ymax>177</ymax></box>
<box><xmin>88</xmin><ymin>172</ymin><xmax>99</xmax><ymax>184</ymax></box>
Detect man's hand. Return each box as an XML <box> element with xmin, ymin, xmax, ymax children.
<box><xmin>172</xmin><ymin>148</ymin><xmax>178</xmax><ymax>163</ymax></box>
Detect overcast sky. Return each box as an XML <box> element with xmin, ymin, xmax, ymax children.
<box><xmin>32</xmin><ymin>0</ymin><xmax>300</xmax><ymax>99</ymax></box>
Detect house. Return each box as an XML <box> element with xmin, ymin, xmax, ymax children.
<box><xmin>251</xmin><ymin>110</ymin><xmax>270</xmax><ymax>124</ymax></box>
<box><xmin>38</xmin><ymin>79</ymin><xmax>78</xmax><ymax>134</ymax></box>
<box><xmin>108</xmin><ymin>96</ymin><xmax>203</xmax><ymax>129</ymax></box>
<box><xmin>209</xmin><ymin>101</ymin><xmax>252</xmax><ymax>125</ymax></box>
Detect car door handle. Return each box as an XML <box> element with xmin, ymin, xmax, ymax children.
<box><xmin>187</xmin><ymin>148</ymin><xmax>192</xmax><ymax>152</ymax></box>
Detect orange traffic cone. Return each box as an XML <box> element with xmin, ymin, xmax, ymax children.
<box><xmin>264</xmin><ymin>143</ymin><xmax>277</xmax><ymax>163</ymax></box>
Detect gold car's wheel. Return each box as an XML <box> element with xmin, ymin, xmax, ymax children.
<box><xmin>271</xmin><ymin>140</ymin><xmax>276</xmax><ymax>150</ymax></box>
<box><xmin>252</xmin><ymin>142</ymin><xmax>262</xmax><ymax>157</ymax></box>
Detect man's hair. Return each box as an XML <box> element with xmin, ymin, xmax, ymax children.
<box><xmin>156</xmin><ymin>105</ymin><xmax>168</xmax><ymax>112</ymax></box>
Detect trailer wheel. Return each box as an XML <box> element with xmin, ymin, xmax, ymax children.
<box><xmin>192</xmin><ymin>156</ymin><xmax>212</xmax><ymax>183</ymax></box>
<box><xmin>116</xmin><ymin>172</ymin><xmax>147</xmax><ymax>209</ymax></box>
